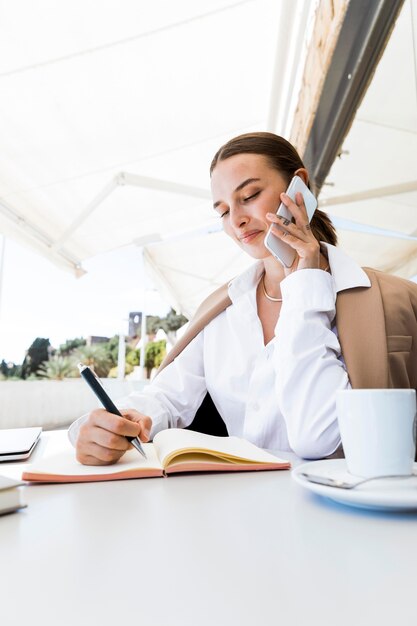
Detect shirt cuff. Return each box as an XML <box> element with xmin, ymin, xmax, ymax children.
<box><xmin>280</xmin><ymin>268</ymin><xmax>336</xmax><ymax>311</ymax></box>
<box><xmin>67</xmin><ymin>414</ymin><xmax>87</xmax><ymax>447</ymax></box>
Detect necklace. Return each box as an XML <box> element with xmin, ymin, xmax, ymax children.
<box><xmin>262</xmin><ymin>274</ymin><xmax>282</xmax><ymax>302</ymax></box>
<box><xmin>262</xmin><ymin>264</ymin><xmax>330</xmax><ymax>303</ymax></box>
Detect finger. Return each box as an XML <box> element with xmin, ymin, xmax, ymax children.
<box><xmin>76</xmin><ymin>441</ymin><xmax>125</xmax><ymax>465</ymax></box>
<box><xmin>90</xmin><ymin>425</ymin><xmax>131</xmax><ymax>452</ymax></box>
<box><xmin>280</xmin><ymin>192</ymin><xmax>309</xmax><ymax>224</ymax></box>
<box><xmin>293</xmin><ymin>192</ymin><xmax>314</xmax><ymax>231</ymax></box>
<box><xmin>78</xmin><ymin>421</ymin><xmax>129</xmax><ymax>454</ymax></box>
<box><xmin>269</xmin><ymin>227</ymin><xmax>298</xmax><ymax>248</ymax></box>
<box><xmin>77</xmin><ymin>454</ymin><xmax>110</xmax><ymax>466</ymax></box>
<box><xmin>266</xmin><ymin>211</ymin><xmax>290</xmax><ymax>225</ymax></box>
<box><xmin>266</xmin><ymin>214</ymin><xmax>310</xmax><ymax>243</ymax></box>
<box><xmin>271</xmin><ymin>228</ymin><xmax>317</xmax><ymax>257</ymax></box>
<box><xmin>278</xmin><ymin>230</ymin><xmax>297</xmax><ymax>242</ymax></box>
<box><xmin>266</xmin><ymin>210</ymin><xmax>299</xmax><ymax>229</ymax></box>
<box><xmin>89</xmin><ymin>409</ymin><xmax>141</xmax><ymax>438</ymax></box>
<box><xmin>137</xmin><ymin>417</ymin><xmax>152</xmax><ymax>442</ymax></box>
<box><xmin>276</xmin><ymin>217</ymin><xmax>310</xmax><ymax>241</ymax></box>
<box><xmin>120</xmin><ymin>410</ymin><xmax>152</xmax><ymax>442</ymax></box>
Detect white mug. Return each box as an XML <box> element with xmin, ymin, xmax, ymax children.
<box><xmin>336</xmin><ymin>389</ymin><xmax>416</xmax><ymax>478</ymax></box>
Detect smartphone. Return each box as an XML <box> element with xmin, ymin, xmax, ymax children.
<box><xmin>264</xmin><ymin>175</ymin><xmax>318</xmax><ymax>268</ymax></box>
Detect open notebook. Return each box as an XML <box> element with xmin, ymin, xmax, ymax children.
<box><xmin>22</xmin><ymin>428</ymin><xmax>290</xmax><ymax>483</ymax></box>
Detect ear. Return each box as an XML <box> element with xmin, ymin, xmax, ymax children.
<box><xmin>294</xmin><ymin>168</ymin><xmax>309</xmax><ymax>186</ymax></box>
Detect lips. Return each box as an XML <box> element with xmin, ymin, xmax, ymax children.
<box><xmin>239</xmin><ymin>230</ymin><xmax>262</xmax><ymax>244</ymax></box>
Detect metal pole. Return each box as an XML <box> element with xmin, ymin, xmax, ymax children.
<box><xmin>0</xmin><ymin>235</ymin><xmax>5</xmax><ymax>324</ymax></box>
<box><xmin>139</xmin><ymin>301</ymin><xmax>147</xmax><ymax>380</ymax></box>
<box><xmin>139</xmin><ymin>248</ymin><xmax>147</xmax><ymax>380</ymax></box>
<box><xmin>117</xmin><ymin>332</ymin><xmax>125</xmax><ymax>380</ymax></box>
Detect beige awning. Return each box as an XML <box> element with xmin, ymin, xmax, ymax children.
<box><xmin>0</xmin><ymin>0</ymin><xmax>318</xmax><ymax>315</ymax></box>
<box><xmin>1</xmin><ymin>1</ymin><xmax>415</xmax><ymax>322</ymax></box>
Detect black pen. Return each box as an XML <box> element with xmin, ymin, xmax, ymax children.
<box><xmin>78</xmin><ymin>363</ymin><xmax>147</xmax><ymax>459</ymax></box>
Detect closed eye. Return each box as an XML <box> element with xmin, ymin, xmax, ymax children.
<box><xmin>219</xmin><ymin>209</ymin><xmax>229</xmax><ymax>219</ymax></box>
<box><xmin>243</xmin><ymin>191</ymin><xmax>260</xmax><ymax>202</ymax></box>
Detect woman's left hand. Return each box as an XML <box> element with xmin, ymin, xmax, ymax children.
<box><xmin>266</xmin><ymin>191</ymin><xmax>321</xmax><ymax>274</ymax></box>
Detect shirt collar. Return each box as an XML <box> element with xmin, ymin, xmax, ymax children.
<box><xmin>322</xmin><ymin>243</ymin><xmax>371</xmax><ymax>293</ymax></box>
<box><xmin>228</xmin><ymin>261</ymin><xmax>264</xmax><ymax>304</ymax></box>
<box><xmin>228</xmin><ymin>243</ymin><xmax>370</xmax><ymax>302</ymax></box>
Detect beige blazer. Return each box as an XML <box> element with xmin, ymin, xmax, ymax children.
<box><xmin>159</xmin><ymin>267</ymin><xmax>417</xmax><ymax>391</ymax></box>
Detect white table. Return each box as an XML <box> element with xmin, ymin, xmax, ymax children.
<box><xmin>1</xmin><ymin>431</ymin><xmax>416</xmax><ymax>626</ymax></box>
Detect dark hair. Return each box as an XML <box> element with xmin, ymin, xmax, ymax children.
<box><xmin>210</xmin><ymin>132</ymin><xmax>337</xmax><ymax>246</ymax></box>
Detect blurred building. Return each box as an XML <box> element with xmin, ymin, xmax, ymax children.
<box><xmin>128</xmin><ymin>312</ymin><xmax>142</xmax><ymax>337</ymax></box>
<box><xmin>87</xmin><ymin>336</ymin><xmax>110</xmax><ymax>346</ymax></box>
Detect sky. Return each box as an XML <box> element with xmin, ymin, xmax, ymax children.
<box><xmin>0</xmin><ymin>235</ymin><xmax>170</xmax><ymax>364</ymax></box>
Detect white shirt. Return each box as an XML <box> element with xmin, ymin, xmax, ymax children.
<box><xmin>68</xmin><ymin>243</ymin><xmax>371</xmax><ymax>459</ymax></box>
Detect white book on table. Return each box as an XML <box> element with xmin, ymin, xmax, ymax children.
<box><xmin>0</xmin><ymin>475</ymin><xmax>26</xmax><ymax>516</ymax></box>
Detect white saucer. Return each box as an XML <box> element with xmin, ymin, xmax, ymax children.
<box><xmin>292</xmin><ymin>459</ymin><xmax>417</xmax><ymax>511</ymax></box>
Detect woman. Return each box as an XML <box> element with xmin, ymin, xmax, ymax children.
<box><xmin>69</xmin><ymin>132</ymin><xmax>417</xmax><ymax>465</ymax></box>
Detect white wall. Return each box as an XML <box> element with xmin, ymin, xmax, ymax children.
<box><xmin>0</xmin><ymin>379</ymin><xmax>147</xmax><ymax>430</ymax></box>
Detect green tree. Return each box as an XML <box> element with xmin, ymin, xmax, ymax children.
<box><xmin>107</xmin><ymin>363</ymin><xmax>134</xmax><ymax>378</ymax></box>
<box><xmin>103</xmin><ymin>335</ymin><xmax>120</xmax><ymax>365</ymax></box>
<box><xmin>0</xmin><ymin>359</ymin><xmax>18</xmax><ymax>380</ymax></box>
<box><xmin>101</xmin><ymin>335</ymin><xmax>133</xmax><ymax>367</ymax></box>
<box><xmin>159</xmin><ymin>308</ymin><xmax>188</xmax><ymax>333</ymax></box>
<box><xmin>38</xmin><ymin>356</ymin><xmax>77</xmax><ymax>380</ymax></box>
<box><xmin>10</xmin><ymin>366</ymin><xmax>22</xmax><ymax>379</ymax></box>
<box><xmin>73</xmin><ymin>344</ymin><xmax>113</xmax><ymax>377</ymax></box>
<box><xmin>126</xmin><ymin>348</ymin><xmax>140</xmax><ymax>367</ymax></box>
<box><xmin>146</xmin><ymin>308</ymin><xmax>188</xmax><ymax>344</ymax></box>
<box><xmin>143</xmin><ymin>340</ymin><xmax>167</xmax><ymax>378</ymax></box>
<box><xmin>100</xmin><ymin>335</ymin><xmax>136</xmax><ymax>371</ymax></box>
<box><xmin>58</xmin><ymin>337</ymin><xmax>86</xmax><ymax>356</ymax></box>
<box><xmin>112</xmin><ymin>341</ymin><xmax>166</xmax><ymax>379</ymax></box>
<box><xmin>146</xmin><ymin>314</ymin><xmax>162</xmax><ymax>335</ymax></box>
<box><xmin>21</xmin><ymin>338</ymin><xmax>51</xmax><ymax>379</ymax></box>
<box><xmin>1</xmin><ymin>361</ymin><xmax>21</xmax><ymax>379</ymax></box>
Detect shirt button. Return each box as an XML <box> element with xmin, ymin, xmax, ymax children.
<box><xmin>252</xmin><ymin>402</ymin><xmax>259</xmax><ymax>411</ymax></box>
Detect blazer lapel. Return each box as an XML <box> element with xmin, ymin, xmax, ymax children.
<box><xmin>336</xmin><ymin>268</ymin><xmax>389</xmax><ymax>388</ymax></box>
<box><xmin>157</xmin><ymin>284</ymin><xmax>232</xmax><ymax>374</ymax></box>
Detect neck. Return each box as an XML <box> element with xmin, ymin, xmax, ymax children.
<box><xmin>262</xmin><ymin>252</ymin><xmax>330</xmax><ymax>298</ymax></box>
<box><xmin>262</xmin><ymin>256</ymin><xmax>286</xmax><ymax>298</ymax></box>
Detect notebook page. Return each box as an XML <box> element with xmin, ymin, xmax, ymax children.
<box><xmin>153</xmin><ymin>428</ymin><xmax>288</xmax><ymax>467</ymax></box>
<box><xmin>21</xmin><ymin>432</ymin><xmax>162</xmax><ymax>481</ymax></box>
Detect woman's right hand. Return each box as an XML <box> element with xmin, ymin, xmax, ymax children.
<box><xmin>75</xmin><ymin>408</ymin><xmax>152</xmax><ymax>466</ymax></box>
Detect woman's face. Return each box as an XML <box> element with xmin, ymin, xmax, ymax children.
<box><xmin>211</xmin><ymin>153</ymin><xmax>290</xmax><ymax>259</ymax></box>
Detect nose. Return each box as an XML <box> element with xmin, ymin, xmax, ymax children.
<box><xmin>229</xmin><ymin>204</ymin><xmax>249</xmax><ymax>230</ymax></box>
